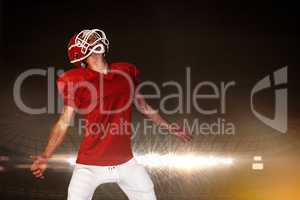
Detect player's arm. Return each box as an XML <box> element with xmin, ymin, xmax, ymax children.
<box><xmin>30</xmin><ymin>105</ymin><xmax>75</xmax><ymax>179</ymax></box>
<box><xmin>134</xmin><ymin>91</ymin><xmax>192</xmax><ymax>142</ymax></box>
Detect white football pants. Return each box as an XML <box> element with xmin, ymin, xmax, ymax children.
<box><xmin>67</xmin><ymin>158</ymin><xmax>156</xmax><ymax>200</ymax></box>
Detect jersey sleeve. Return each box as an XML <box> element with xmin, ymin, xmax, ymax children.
<box><xmin>127</xmin><ymin>63</ymin><xmax>141</xmax><ymax>86</ymax></box>
<box><xmin>56</xmin><ymin>71</ymin><xmax>83</xmax><ymax>109</ymax></box>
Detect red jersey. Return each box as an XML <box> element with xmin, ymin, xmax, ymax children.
<box><xmin>57</xmin><ymin>62</ymin><xmax>140</xmax><ymax>166</ymax></box>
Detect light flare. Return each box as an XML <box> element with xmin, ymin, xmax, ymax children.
<box><xmin>51</xmin><ymin>153</ymin><xmax>234</xmax><ymax>170</ymax></box>
<box><xmin>135</xmin><ymin>153</ymin><xmax>234</xmax><ymax>170</ymax></box>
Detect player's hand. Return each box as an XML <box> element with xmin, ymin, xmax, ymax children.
<box><xmin>30</xmin><ymin>155</ymin><xmax>49</xmax><ymax>179</ymax></box>
<box><xmin>169</xmin><ymin>122</ymin><xmax>192</xmax><ymax>142</ymax></box>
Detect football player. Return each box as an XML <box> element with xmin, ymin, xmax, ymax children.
<box><xmin>30</xmin><ymin>29</ymin><xmax>191</xmax><ymax>200</ymax></box>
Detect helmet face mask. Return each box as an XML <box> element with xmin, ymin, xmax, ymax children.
<box><xmin>68</xmin><ymin>29</ymin><xmax>109</xmax><ymax>67</ymax></box>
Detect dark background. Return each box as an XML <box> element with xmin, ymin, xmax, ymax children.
<box><xmin>0</xmin><ymin>1</ymin><xmax>299</xmax><ymax>200</ymax></box>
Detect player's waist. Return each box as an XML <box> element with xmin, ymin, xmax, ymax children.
<box><xmin>75</xmin><ymin>157</ymin><xmax>137</xmax><ymax>168</ymax></box>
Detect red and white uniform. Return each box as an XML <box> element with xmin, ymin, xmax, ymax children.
<box><xmin>57</xmin><ymin>62</ymin><xmax>156</xmax><ymax>200</ymax></box>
